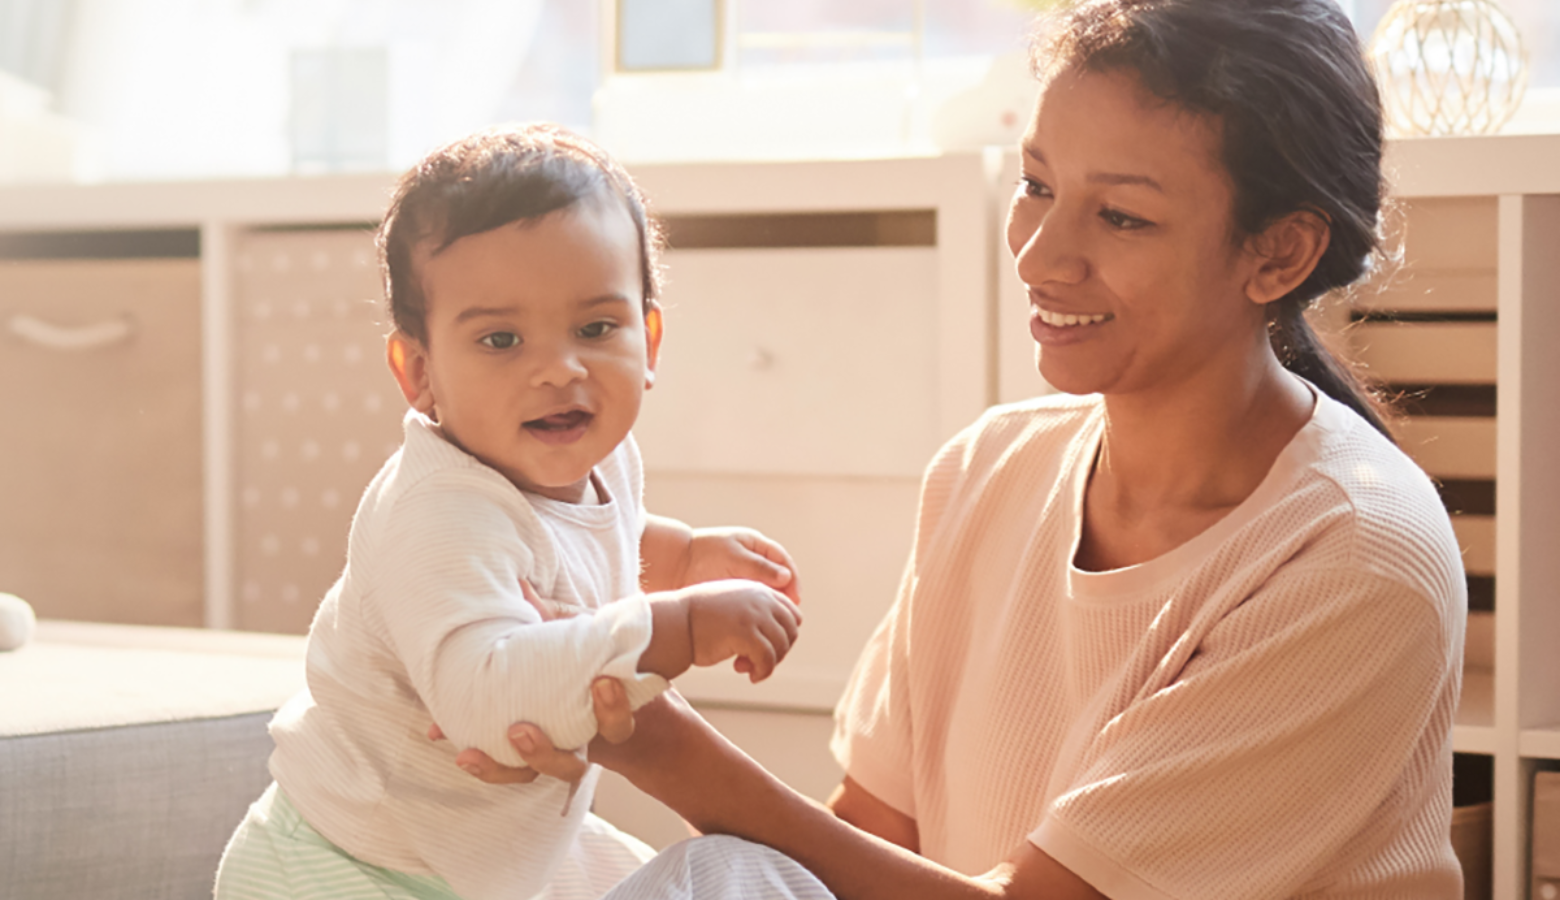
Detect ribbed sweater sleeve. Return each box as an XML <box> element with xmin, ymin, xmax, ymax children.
<box><xmin>1034</xmin><ymin>564</ymin><xmax>1456</xmax><ymax>900</ymax></box>
<box><xmin>366</xmin><ymin>469</ymin><xmax>664</xmax><ymax>769</ymax></box>
<box><xmin>831</xmin><ymin>422</ymin><xmax>982</xmax><ymax>817</ymax></box>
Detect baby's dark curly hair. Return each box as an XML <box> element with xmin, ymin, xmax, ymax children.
<box><xmin>377</xmin><ymin>124</ymin><xmax>663</xmax><ymax>345</ymax></box>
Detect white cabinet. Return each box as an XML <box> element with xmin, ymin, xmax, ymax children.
<box><xmin>604</xmin><ymin>157</ymin><xmax>993</xmax><ymax>842</ymax></box>
<box><xmin>0</xmin><ymin>175</ymin><xmax>399</xmax><ymax>632</ymax></box>
<box><xmin>632</xmin><ymin>155</ymin><xmax>993</xmax><ymax>712</ymax></box>
<box><xmin>1376</xmin><ymin>136</ymin><xmax>1560</xmax><ymax>900</ymax></box>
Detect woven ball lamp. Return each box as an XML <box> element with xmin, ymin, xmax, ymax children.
<box><xmin>1368</xmin><ymin>0</ymin><xmax>1529</xmax><ymax>137</ymax></box>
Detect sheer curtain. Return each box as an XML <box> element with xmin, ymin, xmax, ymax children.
<box><xmin>0</xmin><ymin>0</ymin><xmax>78</xmax><ymax>92</ymax></box>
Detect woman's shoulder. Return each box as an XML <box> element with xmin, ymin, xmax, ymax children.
<box><xmin>1295</xmin><ymin>395</ymin><xmax>1464</xmax><ymax>607</ymax></box>
<box><xmin>927</xmin><ymin>392</ymin><xmax>1101</xmax><ymax>479</ymax></box>
<box><xmin>958</xmin><ymin>392</ymin><xmax>1102</xmax><ymax>452</ymax></box>
<box><xmin>916</xmin><ymin>393</ymin><xmax>1102</xmax><ymax>514</ymax></box>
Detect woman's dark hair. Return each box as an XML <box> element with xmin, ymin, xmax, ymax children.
<box><xmin>1039</xmin><ymin>0</ymin><xmax>1395</xmax><ymax>439</ymax></box>
<box><xmin>377</xmin><ymin>123</ymin><xmax>663</xmax><ymax>345</ymax></box>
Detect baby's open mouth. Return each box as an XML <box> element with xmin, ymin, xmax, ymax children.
<box><xmin>524</xmin><ymin>410</ymin><xmax>592</xmax><ymax>433</ymax></box>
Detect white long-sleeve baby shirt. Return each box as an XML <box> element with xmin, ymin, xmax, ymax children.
<box><xmin>269</xmin><ymin>411</ymin><xmax>669</xmax><ymax>900</ymax></box>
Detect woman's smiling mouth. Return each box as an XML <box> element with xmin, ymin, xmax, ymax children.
<box><xmin>1030</xmin><ymin>306</ymin><xmax>1115</xmax><ymax>347</ymax></box>
<box><xmin>1035</xmin><ymin>307</ymin><xmax>1113</xmax><ymax>327</ymax></box>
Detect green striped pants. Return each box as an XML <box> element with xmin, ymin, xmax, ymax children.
<box><xmin>215</xmin><ymin>783</ymin><xmax>466</xmax><ymax>900</ymax></box>
<box><xmin>216</xmin><ymin>782</ymin><xmax>831</xmax><ymax>900</ymax></box>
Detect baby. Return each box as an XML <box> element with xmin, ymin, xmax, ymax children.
<box><xmin>215</xmin><ymin>124</ymin><xmax>802</xmax><ymax>900</ymax></box>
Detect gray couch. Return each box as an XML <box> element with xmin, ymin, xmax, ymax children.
<box><xmin>0</xmin><ymin>620</ymin><xmax>306</xmax><ymax>899</ymax></box>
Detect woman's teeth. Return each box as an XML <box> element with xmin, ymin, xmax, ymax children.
<box><xmin>1037</xmin><ymin>308</ymin><xmax>1111</xmax><ymax>327</ymax></box>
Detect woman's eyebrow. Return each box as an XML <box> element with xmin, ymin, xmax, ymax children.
<box><xmin>1024</xmin><ymin>147</ymin><xmax>1165</xmax><ymax>193</ymax></box>
<box><xmin>1088</xmin><ymin>172</ymin><xmax>1165</xmax><ymax>192</ymax></box>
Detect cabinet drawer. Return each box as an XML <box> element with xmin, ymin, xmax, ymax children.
<box><xmin>231</xmin><ymin>229</ymin><xmax>404</xmax><ymax>634</ymax></box>
<box><xmin>635</xmin><ymin>247</ymin><xmax>942</xmax><ymax>479</ymax></box>
<box><xmin>0</xmin><ymin>259</ymin><xmax>203</xmax><ymax>626</ymax></box>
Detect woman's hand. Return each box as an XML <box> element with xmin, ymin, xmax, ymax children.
<box><xmin>437</xmin><ymin>676</ymin><xmax>637</xmax><ymax>785</ymax></box>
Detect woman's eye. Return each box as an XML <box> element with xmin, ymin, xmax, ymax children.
<box><xmin>480</xmin><ymin>332</ymin><xmax>519</xmax><ymax>350</ymax></box>
<box><xmin>1018</xmin><ymin>177</ymin><xmax>1053</xmax><ymax>200</ymax></box>
<box><xmin>578</xmin><ymin>321</ymin><xmax>617</xmax><ymax>339</ymax></box>
<box><xmin>1101</xmin><ymin>208</ymin><xmax>1151</xmax><ymax>230</ymax></box>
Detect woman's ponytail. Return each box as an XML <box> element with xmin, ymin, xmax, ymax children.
<box><xmin>1269</xmin><ymin>301</ymin><xmax>1395</xmax><ymax>441</ymax></box>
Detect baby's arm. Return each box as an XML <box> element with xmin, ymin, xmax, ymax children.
<box><xmin>638</xmin><ymin>579</ymin><xmax>802</xmax><ymax>683</ymax></box>
<box><xmin>416</xmin><ymin>577</ymin><xmax>800</xmax><ymax>768</ymax></box>
<box><xmin>641</xmin><ymin>513</ymin><xmax>800</xmax><ymax>603</ymax></box>
<box><xmin>384</xmin><ymin>486</ymin><xmax>801</xmax><ymax>766</ymax></box>
<box><xmin>375</xmin><ymin>481</ymin><xmax>672</xmax><ymax>768</ymax></box>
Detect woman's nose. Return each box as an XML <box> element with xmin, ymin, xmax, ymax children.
<box><xmin>1010</xmin><ymin>206</ymin><xmax>1088</xmax><ymax>288</ymax></box>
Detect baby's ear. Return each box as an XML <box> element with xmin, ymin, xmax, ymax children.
<box><xmin>643</xmin><ymin>303</ymin><xmax>664</xmax><ymax>390</ymax></box>
<box><xmin>386</xmin><ymin>331</ymin><xmax>436</xmax><ymax>414</ymax></box>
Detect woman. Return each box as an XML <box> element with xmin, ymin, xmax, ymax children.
<box><xmin>455</xmin><ymin>0</ymin><xmax>1466</xmax><ymax>896</ymax></box>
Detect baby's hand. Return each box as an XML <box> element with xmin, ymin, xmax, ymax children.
<box><xmin>684</xmin><ymin>527</ymin><xmax>801</xmax><ymax>605</ymax></box>
<box><xmin>684</xmin><ymin>579</ymin><xmax>802</xmax><ymax>682</ymax></box>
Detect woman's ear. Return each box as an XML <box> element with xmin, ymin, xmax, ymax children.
<box><xmin>1244</xmin><ymin>210</ymin><xmax>1331</xmax><ymax>306</ymax></box>
<box><xmin>643</xmin><ymin>303</ymin><xmax>664</xmax><ymax>390</ymax></box>
<box><xmin>386</xmin><ymin>330</ymin><xmax>436</xmax><ymax>415</ymax></box>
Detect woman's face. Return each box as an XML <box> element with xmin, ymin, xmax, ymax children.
<box><xmin>1006</xmin><ymin>65</ymin><xmax>1270</xmax><ymax>399</ymax></box>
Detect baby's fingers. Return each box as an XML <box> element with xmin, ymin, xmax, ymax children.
<box><xmin>774</xmin><ymin>596</ymin><xmax>801</xmax><ymax>644</ymax></box>
<box><xmin>743</xmin><ymin>537</ymin><xmax>801</xmax><ymax>604</ymax></box>
<box><xmin>720</xmin><ymin>550</ymin><xmax>790</xmax><ymax>595</ymax></box>
<box><xmin>738</xmin><ymin>629</ymin><xmax>781</xmax><ymax>682</ymax></box>
<box><xmin>591</xmin><ymin>678</ymin><xmax>635</xmax><ymax>744</ymax></box>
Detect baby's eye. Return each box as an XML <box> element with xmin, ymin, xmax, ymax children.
<box><xmin>1100</xmin><ymin>208</ymin><xmax>1152</xmax><ymax>231</ymax></box>
<box><xmin>578</xmin><ymin>321</ymin><xmax>617</xmax><ymax>339</ymax></box>
<box><xmin>480</xmin><ymin>332</ymin><xmax>519</xmax><ymax>350</ymax></box>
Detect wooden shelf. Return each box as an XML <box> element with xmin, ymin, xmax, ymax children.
<box><xmin>1521</xmin><ymin>727</ymin><xmax>1560</xmax><ymax>761</ymax></box>
<box><xmin>1387</xmin><ymin>134</ymin><xmax>1560</xmax><ymax>197</ymax></box>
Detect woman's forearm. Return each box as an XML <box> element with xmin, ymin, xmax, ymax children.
<box><xmin>598</xmin><ymin>693</ymin><xmax>1002</xmax><ymax>900</ymax></box>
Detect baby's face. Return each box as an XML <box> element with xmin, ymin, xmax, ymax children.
<box><xmin>409</xmin><ymin>196</ymin><xmax>657</xmax><ymax>502</ymax></box>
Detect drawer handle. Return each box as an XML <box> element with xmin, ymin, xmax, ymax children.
<box><xmin>8</xmin><ymin>313</ymin><xmax>135</xmax><ymax>351</ymax></box>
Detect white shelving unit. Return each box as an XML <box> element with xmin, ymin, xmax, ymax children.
<box><xmin>1388</xmin><ymin>135</ymin><xmax>1560</xmax><ymax>900</ymax></box>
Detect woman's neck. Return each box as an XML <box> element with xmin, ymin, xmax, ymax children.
<box><xmin>1076</xmin><ymin>355</ymin><xmax>1314</xmax><ymax>571</ymax></box>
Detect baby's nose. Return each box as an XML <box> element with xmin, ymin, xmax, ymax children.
<box><xmin>529</xmin><ymin>342</ymin><xmax>588</xmax><ymax>386</ymax></box>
